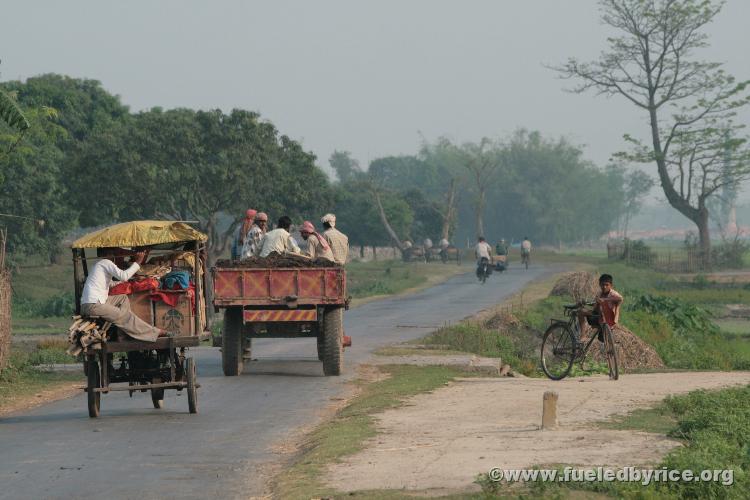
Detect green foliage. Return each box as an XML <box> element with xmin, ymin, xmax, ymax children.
<box><xmin>627</xmin><ymin>293</ymin><xmax>718</xmax><ymax>335</ymax></box>
<box><xmin>13</xmin><ymin>292</ymin><xmax>75</xmax><ymax>318</ymax></box>
<box><xmin>0</xmin><ymin>108</ymin><xmax>77</xmax><ymax>262</ymax></box>
<box><xmin>422</xmin><ymin>322</ymin><xmax>540</xmax><ymax>376</ymax></box>
<box><xmin>711</xmin><ymin>239</ymin><xmax>750</xmax><ymax>269</ymax></box>
<box><xmin>0</xmin><ymin>89</ymin><xmax>30</xmax><ymax>132</ymax></box>
<box><xmin>372</xmin><ymin>130</ymin><xmax>628</xmax><ymax>245</ymax></box>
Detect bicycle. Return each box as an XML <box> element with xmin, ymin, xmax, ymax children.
<box><xmin>521</xmin><ymin>250</ymin><xmax>530</xmax><ymax>270</ymax></box>
<box><xmin>476</xmin><ymin>257</ymin><xmax>492</xmax><ymax>284</ymax></box>
<box><xmin>540</xmin><ymin>301</ymin><xmax>619</xmax><ymax>380</ymax></box>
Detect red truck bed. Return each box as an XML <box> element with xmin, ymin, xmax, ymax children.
<box><xmin>212</xmin><ymin>267</ymin><xmax>346</xmax><ymax>307</ymax></box>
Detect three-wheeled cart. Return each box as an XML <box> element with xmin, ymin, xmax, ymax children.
<box><xmin>71</xmin><ymin>221</ymin><xmax>211</xmax><ymax>418</ymax></box>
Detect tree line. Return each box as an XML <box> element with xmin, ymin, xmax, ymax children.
<box><xmin>0</xmin><ymin>73</ymin><xmax>649</xmax><ymax>266</ymax></box>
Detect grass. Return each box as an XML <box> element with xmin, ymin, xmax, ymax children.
<box><xmin>11</xmin><ymin>316</ymin><xmax>71</xmax><ymax>336</ymax></box>
<box><xmin>0</xmin><ymin>351</ymin><xmax>82</xmax><ymax>411</ymax></box>
<box><xmin>483</xmin><ymin>385</ymin><xmax>750</xmax><ymax>499</ymax></box>
<box><xmin>273</xmin><ymin>365</ymin><xmax>473</xmax><ymax>500</ymax></box>
<box><xmin>346</xmin><ymin>260</ymin><xmax>465</xmax><ymax>301</ymax></box>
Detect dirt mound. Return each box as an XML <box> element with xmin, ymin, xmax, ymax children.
<box><xmin>585</xmin><ymin>324</ymin><xmax>665</xmax><ymax>370</ymax></box>
<box><xmin>549</xmin><ymin>271</ymin><xmax>599</xmax><ymax>301</ymax></box>
<box><xmin>216</xmin><ymin>252</ymin><xmax>341</xmax><ymax>268</ymax></box>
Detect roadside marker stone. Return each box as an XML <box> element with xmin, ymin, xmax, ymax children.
<box><xmin>542</xmin><ymin>391</ymin><xmax>559</xmax><ymax>429</ymax></box>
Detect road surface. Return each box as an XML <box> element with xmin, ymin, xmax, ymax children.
<box><xmin>0</xmin><ymin>265</ymin><xmax>553</xmax><ymax>499</ymax></box>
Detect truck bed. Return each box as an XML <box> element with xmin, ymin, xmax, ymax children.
<box><xmin>213</xmin><ymin>267</ymin><xmax>346</xmax><ymax>307</ymax></box>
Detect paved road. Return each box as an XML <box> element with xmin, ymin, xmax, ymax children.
<box><xmin>0</xmin><ymin>265</ymin><xmax>554</xmax><ymax>499</ymax></box>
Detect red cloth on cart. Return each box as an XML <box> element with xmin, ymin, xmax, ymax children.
<box><xmin>108</xmin><ymin>277</ymin><xmax>159</xmax><ymax>296</ymax></box>
<box><xmin>108</xmin><ymin>282</ymin><xmax>132</xmax><ymax>295</ymax></box>
<box><xmin>149</xmin><ymin>282</ymin><xmax>195</xmax><ymax>311</ymax></box>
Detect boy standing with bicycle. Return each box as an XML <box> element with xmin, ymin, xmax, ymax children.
<box><xmin>578</xmin><ymin>274</ymin><xmax>623</xmax><ymax>341</ymax></box>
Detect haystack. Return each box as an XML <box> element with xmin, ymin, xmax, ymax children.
<box><xmin>549</xmin><ymin>271</ymin><xmax>599</xmax><ymax>302</ymax></box>
<box><xmin>585</xmin><ymin>324</ymin><xmax>665</xmax><ymax>370</ymax></box>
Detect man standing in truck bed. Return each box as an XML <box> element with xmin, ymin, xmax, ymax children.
<box><xmin>321</xmin><ymin>213</ymin><xmax>349</xmax><ymax>265</ymax></box>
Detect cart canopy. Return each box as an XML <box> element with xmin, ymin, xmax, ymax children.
<box><xmin>71</xmin><ymin>220</ymin><xmax>207</xmax><ymax>249</ymax></box>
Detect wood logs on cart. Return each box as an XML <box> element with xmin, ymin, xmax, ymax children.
<box><xmin>67</xmin><ymin>316</ymin><xmax>112</xmax><ymax>357</ymax></box>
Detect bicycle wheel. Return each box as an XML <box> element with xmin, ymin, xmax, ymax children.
<box><xmin>602</xmin><ymin>324</ymin><xmax>619</xmax><ymax>380</ymax></box>
<box><xmin>541</xmin><ymin>323</ymin><xmax>576</xmax><ymax>380</ymax></box>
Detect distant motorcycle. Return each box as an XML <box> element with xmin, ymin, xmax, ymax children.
<box><xmin>476</xmin><ymin>257</ymin><xmax>492</xmax><ymax>284</ymax></box>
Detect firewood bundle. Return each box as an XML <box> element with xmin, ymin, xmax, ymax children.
<box><xmin>67</xmin><ymin>315</ymin><xmax>112</xmax><ymax>357</ymax></box>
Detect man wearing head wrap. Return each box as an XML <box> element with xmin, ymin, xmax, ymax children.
<box><xmin>321</xmin><ymin>213</ymin><xmax>349</xmax><ymax>265</ymax></box>
<box><xmin>232</xmin><ymin>209</ymin><xmax>257</xmax><ymax>260</ymax></box>
<box><xmin>300</xmin><ymin>221</ymin><xmax>334</xmax><ymax>261</ymax></box>
<box><xmin>241</xmin><ymin>212</ymin><xmax>268</xmax><ymax>258</ymax></box>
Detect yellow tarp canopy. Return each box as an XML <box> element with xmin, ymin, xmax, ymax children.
<box><xmin>71</xmin><ymin>220</ymin><xmax>207</xmax><ymax>249</ymax></box>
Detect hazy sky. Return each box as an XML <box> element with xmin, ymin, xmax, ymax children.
<box><xmin>2</xmin><ymin>1</ymin><xmax>749</xmax><ymax>180</ymax></box>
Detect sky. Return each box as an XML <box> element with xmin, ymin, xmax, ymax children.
<box><xmin>2</xmin><ymin>0</ymin><xmax>749</xmax><ymax>186</ymax></box>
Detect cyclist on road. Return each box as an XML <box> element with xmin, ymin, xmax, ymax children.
<box><xmin>521</xmin><ymin>236</ymin><xmax>531</xmax><ymax>256</ymax></box>
<box><xmin>577</xmin><ymin>274</ymin><xmax>623</xmax><ymax>341</ymax></box>
<box><xmin>475</xmin><ymin>236</ymin><xmax>492</xmax><ymax>263</ymax></box>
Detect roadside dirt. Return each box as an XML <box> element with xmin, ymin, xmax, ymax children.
<box><xmin>325</xmin><ymin>371</ymin><xmax>750</xmax><ymax>494</ymax></box>
<box><xmin>0</xmin><ymin>380</ymin><xmax>82</xmax><ymax>418</ymax></box>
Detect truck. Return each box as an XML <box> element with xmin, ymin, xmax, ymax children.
<box><xmin>212</xmin><ymin>263</ymin><xmax>349</xmax><ymax>376</ymax></box>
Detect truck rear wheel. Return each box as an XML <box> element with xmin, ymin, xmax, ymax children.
<box><xmin>322</xmin><ymin>308</ymin><xmax>344</xmax><ymax>376</ymax></box>
<box><xmin>316</xmin><ymin>334</ymin><xmax>325</xmax><ymax>361</ymax></box>
<box><xmin>222</xmin><ymin>307</ymin><xmax>243</xmax><ymax>376</ymax></box>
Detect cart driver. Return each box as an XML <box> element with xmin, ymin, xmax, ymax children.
<box><xmin>80</xmin><ymin>248</ymin><xmax>168</xmax><ymax>341</ymax></box>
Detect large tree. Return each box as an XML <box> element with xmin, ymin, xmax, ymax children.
<box><xmin>72</xmin><ymin>108</ymin><xmax>332</xmax><ymax>270</ymax></box>
<box><xmin>0</xmin><ymin>108</ymin><xmax>76</xmax><ymax>263</ymax></box>
<box><xmin>459</xmin><ymin>138</ymin><xmax>503</xmax><ymax>238</ymax></box>
<box><xmin>556</xmin><ymin>0</ymin><xmax>750</xmax><ymax>261</ymax></box>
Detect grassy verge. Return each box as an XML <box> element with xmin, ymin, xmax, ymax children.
<box><xmin>476</xmin><ymin>385</ymin><xmax>749</xmax><ymax>499</ymax></box>
<box><xmin>346</xmin><ymin>260</ymin><xmax>466</xmax><ymax>303</ymax></box>
<box><xmin>421</xmin><ymin>256</ymin><xmax>750</xmax><ymax>376</ymax></box>
<box><xmin>0</xmin><ymin>350</ymin><xmax>82</xmax><ymax>412</ymax></box>
<box><xmin>273</xmin><ymin>365</ymin><xmax>481</xmax><ymax>500</ymax></box>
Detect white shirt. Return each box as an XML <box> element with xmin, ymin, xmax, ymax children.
<box><xmin>475</xmin><ymin>242</ymin><xmax>492</xmax><ymax>260</ymax></box>
<box><xmin>258</xmin><ymin>228</ymin><xmax>301</xmax><ymax>257</ymax></box>
<box><xmin>81</xmin><ymin>259</ymin><xmax>140</xmax><ymax>304</ymax></box>
<box><xmin>522</xmin><ymin>239</ymin><xmax>532</xmax><ymax>251</ymax></box>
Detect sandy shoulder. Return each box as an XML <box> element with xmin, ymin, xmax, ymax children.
<box><xmin>325</xmin><ymin>371</ymin><xmax>750</xmax><ymax>493</ymax></box>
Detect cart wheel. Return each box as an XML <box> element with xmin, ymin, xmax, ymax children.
<box><xmin>222</xmin><ymin>307</ymin><xmax>243</xmax><ymax>376</ymax></box>
<box><xmin>186</xmin><ymin>357</ymin><xmax>198</xmax><ymax>414</ymax></box>
<box><xmin>87</xmin><ymin>355</ymin><xmax>101</xmax><ymax>418</ymax></box>
<box><xmin>322</xmin><ymin>308</ymin><xmax>344</xmax><ymax>376</ymax></box>
<box><xmin>151</xmin><ymin>376</ymin><xmax>165</xmax><ymax>409</ymax></box>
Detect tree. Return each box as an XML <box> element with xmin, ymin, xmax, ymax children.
<box><xmin>329</xmin><ymin>150</ymin><xmax>362</xmax><ymax>184</ymax></box>
<box><xmin>459</xmin><ymin>138</ymin><xmax>503</xmax><ymax>238</ymax></box>
<box><xmin>71</xmin><ymin>108</ymin><xmax>332</xmax><ymax>271</ymax></box>
<box><xmin>609</xmin><ymin>165</ymin><xmax>654</xmax><ymax>238</ymax></box>
<box><xmin>0</xmin><ymin>108</ymin><xmax>76</xmax><ymax>263</ymax></box>
<box><xmin>555</xmin><ymin>0</ymin><xmax>750</xmax><ymax>262</ymax></box>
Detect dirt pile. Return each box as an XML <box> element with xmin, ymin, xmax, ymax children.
<box><xmin>216</xmin><ymin>252</ymin><xmax>340</xmax><ymax>269</ymax></box>
<box><xmin>585</xmin><ymin>324</ymin><xmax>666</xmax><ymax>370</ymax></box>
<box><xmin>549</xmin><ymin>271</ymin><xmax>599</xmax><ymax>301</ymax></box>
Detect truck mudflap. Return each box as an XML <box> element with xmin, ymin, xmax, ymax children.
<box><xmin>243</xmin><ymin>309</ymin><xmax>317</xmax><ymax>322</ymax></box>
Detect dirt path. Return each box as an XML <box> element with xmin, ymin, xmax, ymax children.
<box><xmin>325</xmin><ymin>371</ymin><xmax>750</xmax><ymax>494</ymax></box>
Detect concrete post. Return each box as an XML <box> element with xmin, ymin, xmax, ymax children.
<box><xmin>542</xmin><ymin>391</ymin><xmax>559</xmax><ymax>429</ymax></box>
